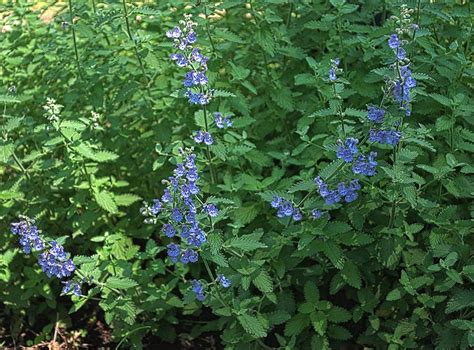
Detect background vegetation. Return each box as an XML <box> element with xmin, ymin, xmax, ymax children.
<box><xmin>0</xmin><ymin>0</ymin><xmax>472</xmax><ymax>348</ymax></box>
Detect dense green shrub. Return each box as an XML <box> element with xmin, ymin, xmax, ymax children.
<box><xmin>0</xmin><ymin>0</ymin><xmax>472</xmax><ymax>348</ymax></box>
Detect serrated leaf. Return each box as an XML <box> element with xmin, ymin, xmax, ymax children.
<box><xmin>0</xmin><ymin>142</ymin><xmax>14</xmax><ymax>163</ymax></box>
<box><xmin>284</xmin><ymin>313</ymin><xmax>310</xmax><ymax>337</ymax></box>
<box><xmin>94</xmin><ymin>190</ymin><xmax>118</xmax><ymax>214</ymax></box>
<box><xmin>341</xmin><ymin>261</ymin><xmax>362</xmax><ymax>289</ymax></box>
<box><xmin>238</xmin><ymin>314</ymin><xmax>268</xmax><ymax>338</ymax></box>
<box><xmin>114</xmin><ymin>193</ymin><xmax>142</xmax><ymax>207</ymax></box>
<box><xmin>94</xmin><ymin>150</ymin><xmax>119</xmax><ymax>162</ymax></box>
<box><xmin>328</xmin><ymin>306</ymin><xmax>352</xmax><ymax>323</ymax></box>
<box><xmin>227</xmin><ymin>233</ymin><xmax>267</xmax><ymax>251</ymax></box>
<box><xmin>319</xmin><ymin>159</ymin><xmax>344</xmax><ymax>180</ymax></box>
<box><xmin>304</xmin><ymin>281</ymin><xmax>320</xmax><ymax>304</ymax></box>
<box><xmin>253</xmin><ymin>270</ymin><xmax>273</xmax><ymax>293</ymax></box>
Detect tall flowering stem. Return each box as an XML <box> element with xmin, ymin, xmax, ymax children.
<box><xmin>167</xmin><ymin>14</ymin><xmax>217</xmax><ymax>183</ymax></box>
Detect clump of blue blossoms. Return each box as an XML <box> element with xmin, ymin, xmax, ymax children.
<box><xmin>367</xmin><ymin>105</ymin><xmax>385</xmax><ymax>124</ymax></box>
<box><xmin>167</xmin><ymin>14</ymin><xmax>212</xmax><ymax>106</ymax></box>
<box><xmin>314</xmin><ymin>177</ymin><xmax>362</xmax><ymax>206</ymax></box>
<box><xmin>214</xmin><ymin>112</ymin><xmax>233</xmax><ymax>129</ymax></box>
<box><xmin>194</xmin><ymin>130</ymin><xmax>213</xmax><ymax>145</ymax></box>
<box><xmin>10</xmin><ymin>216</ymin><xmax>82</xmax><ymax>296</ymax></box>
<box><xmin>388</xmin><ymin>5</ymin><xmax>417</xmax><ymax>117</ymax></box>
<box><xmin>336</xmin><ymin>138</ymin><xmax>359</xmax><ymax>163</ymax></box>
<box><xmin>369</xmin><ymin>129</ymin><xmax>402</xmax><ymax>146</ymax></box>
<box><xmin>141</xmin><ymin>148</ymin><xmax>216</xmax><ymax>265</ymax></box>
<box><xmin>271</xmin><ymin>196</ymin><xmax>302</xmax><ymax>221</ymax></box>
<box><xmin>352</xmin><ymin>152</ymin><xmax>378</xmax><ymax>177</ymax></box>
<box><xmin>191</xmin><ymin>280</ymin><xmax>206</xmax><ymax>301</ymax></box>
<box><xmin>328</xmin><ymin>57</ymin><xmax>340</xmax><ymax>81</ymax></box>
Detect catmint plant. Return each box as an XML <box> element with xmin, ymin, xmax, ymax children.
<box><xmin>269</xmin><ymin>10</ymin><xmax>419</xmax><ymax>222</ymax></box>
<box><xmin>141</xmin><ymin>14</ymin><xmax>236</xmax><ymax>302</ymax></box>
<box><xmin>10</xmin><ymin>216</ymin><xmax>82</xmax><ymax>296</ymax></box>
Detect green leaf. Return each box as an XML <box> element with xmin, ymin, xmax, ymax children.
<box><xmin>327</xmin><ymin>306</ymin><xmax>351</xmax><ymax>323</ymax></box>
<box><xmin>284</xmin><ymin>313</ymin><xmax>310</xmax><ymax>337</ymax></box>
<box><xmin>321</xmin><ymin>240</ymin><xmax>345</xmax><ymax>269</ymax></box>
<box><xmin>238</xmin><ymin>314</ymin><xmax>268</xmax><ymax>338</ymax></box>
<box><xmin>227</xmin><ymin>232</ymin><xmax>267</xmax><ymax>251</ymax></box>
<box><xmin>93</xmin><ymin>150</ymin><xmax>119</xmax><ymax>163</ymax></box>
<box><xmin>94</xmin><ymin>191</ymin><xmax>118</xmax><ymax>214</ymax></box>
<box><xmin>304</xmin><ymin>281</ymin><xmax>320</xmax><ymax>304</ymax></box>
<box><xmin>0</xmin><ymin>142</ymin><xmax>15</xmax><ymax>163</ymax></box>
<box><xmin>114</xmin><ymin>193</ymin><xmax>142</xmax><ymax>207</ymax></box>
<box><xmin>319</xmin><ymin>159</ymin><xmax>344</xmax><ymax>180</ymax></box>
<box><xmin>106</xmin><ymin>277</ymin><xmax>138</xmax><ymax>289</ymax></box>
<box><xmin>253</xmin><ymin>270</ymin><xmax>273</xmax><ymax>293</ymax></box>
<box><xmin>341</xmin><ymin>261</ymin><xmax>362</xmax><ymax>289</ymax></box>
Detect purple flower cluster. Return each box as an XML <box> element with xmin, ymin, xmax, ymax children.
<box><xmin>367</xmin><ymin>105</ymin><xmax>385</xmax><ymax>124</ymax></box>
<box><xmin>194</xmin><ymin>130</ymin><xmax>213</xmax><ymax>145</ymax></box>
<box><xmin>329</xmin><ymin>57</ymin><xmax>340</xmax><ymax>81</ymax></box>
<box><xmin>369</xmin><ymin>129</ymin><xmax>401</xmax><ymax>146</ymax></box>
<box><xmin>352</xmin><ymin>152</ymin><xmax>378</xmax><ymax>177</ymax></box>
<box><xmin>140</xmin><ymin>149</ymin><xmax>218</xmax><ymax>265</ymax></box>
<box><xmin>10</xmin><ymin>217</ymin><xmax>81</xmax><ymax>296</ymax></box>
<box><xmin>393</xmin><ymin>65</ymin><xmax>417</xmax><ymax>116</ymax></box>
<box><xmin>271</xmin><ymin>196</ymin><xmax>302</xmax><ymax>221</ymax></box>
<box><xmin>214</xmin><ymin>112</ymin><xmax>233</xmax><ymax>129</ymax></box>
<box><xmin>314</xmin><ymin>177</ymin><xmax>361</xmax><ymax>206</ymax></box>
<box><xmin>388</xmin><ymin>34</ymin><xmax>417</xmax><ymax>116</ymax></box>
<box><xmin>336</xmin><ymin>138</ymin><xmax>359</xmax><ymax>163</ymax></box>
<box><xmin>217</xmin><ymin>274</ymin><xmax>231</xmax><ymax>288</ymax></box>
<box><xmin>191</xmin><ymin>279</ymin><xmax>206</xmax><ymax>301</ymax></box>
<box><xmin>167</xmin><ymin>15</ymin><xmax>213</xmax><ymax>106</ymax></box>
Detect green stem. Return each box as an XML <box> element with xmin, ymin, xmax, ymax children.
<box><xmin>203</xmin><ymin>1</ymin><xmax>216</xmax><ymax>54</ymax></box>
<box><xmin>68</xmin><ymin>0</ymin><xmax>84</xmax><ymax>80</ymax></box>
<box><xmin>121</xmin><ymin>0</ymin><xmax>153</xmax><ymax>102</ymax></box>
<box><xmin>202</xmin><ymin>258</ymin><xmax>230</xmax><ymax>309</ymax></box>
<box><xmin>12</xmin><ymin>152</ymin><xmax>30</xmax><ymax>179</ymax></box>
<box><xmin>203</xmin><ymin>105</ymin><xmax>216</xmax><ymax>184</ymax></box>
<box><xmin>332</xmin><ymin>82</ymin><xmax>345</xmax><ymax>137</ymax></box>
<box><xmin>411</xmin><ymin>0</ymin><xmax>421</xmax><ymax>41</ymax></box>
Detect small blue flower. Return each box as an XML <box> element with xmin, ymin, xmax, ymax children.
<box><xmin>167</xmin><ymin>243</ymin><xmax>181</xmax><ymax>263</ymax></box>
<box><xmin>214</xmin><ymin>112</ymin><xmax>233</xmax><ymax>128</ymax></box>
<box><xmin>166</xmin><ymin>26</ymin><xmax>182</xmax><ymax>39</ymax></box>
<box><xmin>388</xmin><ymin>34</ymin><xmax>399</xmax><ymax>49</ymax></box>
<box><xmin>217</xmin><ymin>274</ymin><xmax>231</xmax><ymax>288</ymax></box>
<box><xmin>191</xmin><ymin>279</ymin><xmax>206</xmax><ymax>301</ymax></box>
<box><xmin>396</xmin><ymin>47</ymin><xmax>407</xmax><ymax>60</ymax></box>
<box><xmin>204</xmin><ymin>204</ymin><xmax>219</xmax><ymax>217</ymax></box>
<box><xmin>292</xmin><ymin>208</ymin><xmax>302</xmax><ymax>221</ymax></box>
<box><xmin>274</xmin><ymin>198</ymin><xmax>294</xmax><ymax>218</ymax></box>
<box><xmin>161</xmin><ymin>188</ymin><xmax>173</xmax><ymax>203</ymax></box>
<box><xmin>150</xmin><ymin>200</ymin><xmax>162</xmax><ymax>215</ymax></box>
<box><xmin>311</xmin><ymin>209</ymin><xmax>323</xmax><ymax>219</ymax></box>
<box><xmin>329</xmin><ymin>68</ymin><xmax>337</xmax><ymax>81</ymax></box>
<box><xmin>162</xmin><ymin>223</ymin><xmax>177</xmax><ymax>238</ymax></box>
<box><xmin>194</xmin><ymin>130</ymin><xmax>204</xmax><ymax>143</ymax></box>
<box><xmin>187</xmin><ymin>31</ymin><xmax>197</xmax><ymax>43</ymax></box>
<box><xmin>171</xmin><ymin>208</ymin><xmax>183</xmax><ymax>223</ymax></box>
<box><xmin>181</xmin><ymin>248</ymin><xmax>199</xmax><ymax>264</ymax></box>
<box><xmin>203</xmin><ymin>132</ymin><xmax>213</xmax><ymax>145</ymax></box>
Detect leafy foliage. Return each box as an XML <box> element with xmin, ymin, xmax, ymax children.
<box><xmin>0</xmin><ymin>0</ymin><xmax>472</xmax><ymax>349</ymax></box>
